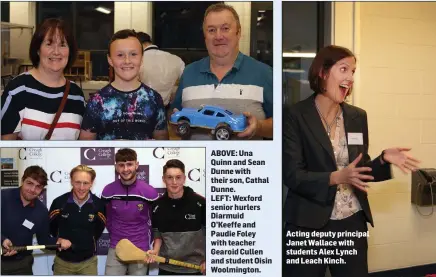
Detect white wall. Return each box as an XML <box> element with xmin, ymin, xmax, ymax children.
<box><xmin>114</xmin><ymin>2</ymin><xmax>153</xmax><ymax>35</ymax></box>
<box><xmin>8</xmin><ymin>2</ymin><xmax>35</xmax><ymax>62</ymax></box>
<box><xmin>334</xmin><ymin>2</ymin><xmax>436</xmax><ymax>272</ymax></box>
<box><xmin>225</xmin><ymin>1</ymin><xmax>251</xmax><ymax>55</ymax></box>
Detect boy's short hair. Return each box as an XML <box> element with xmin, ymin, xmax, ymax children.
<box><xmin>115</xmin><ymin>148</ymin><xmax>138</xmax><ymax>163</ymax></box>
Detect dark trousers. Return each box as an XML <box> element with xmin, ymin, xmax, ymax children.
<box><xmin>1</xmin><ymin>255</ymin><xmax>34</xmax><ymax>275</ymax></box>
<box><xmin>158</xmin><ymin>268</ymin><xmax>202</xmax><ymax>275</ymax></box>
<box><xmin>283</xmin><ymin>211</ymin><xmax>368</xmax><ymax>277</ymax></box>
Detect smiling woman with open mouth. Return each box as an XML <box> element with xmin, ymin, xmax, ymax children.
<box><xmin>283</xmin><ymin>45</ymin><xmax>421</xmax><ymax>277</ymax></box>
<box><xmin>1</xmin><ymin>18</ymin><xmax>85</xmax><ymax>141</ymax></box>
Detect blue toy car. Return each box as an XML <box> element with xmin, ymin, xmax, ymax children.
<box><xmin>170</xmin><ymin>105</ymin><xmax>247</xmax><ymax>140</ymax></box>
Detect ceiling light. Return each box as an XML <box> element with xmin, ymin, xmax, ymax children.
<box><xmin>95</xmin><ymin>7</ymin><xmax>111</xmax><ymax>14</ymax></box>
<box><xmin>282</xmin><ymin>52</ymin><xmax>316</xmax><ymax>58</ymax></box>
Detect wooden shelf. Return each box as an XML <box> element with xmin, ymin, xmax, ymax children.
<box><xmin>64</xmin><ymin>50</ymin><xmax>92</xmax><ymax>80</ymax></box>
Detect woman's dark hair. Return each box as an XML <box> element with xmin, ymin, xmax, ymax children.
<box><xmin>308</xmin><ymin>45</ymin><xmax>356</xmax><ymax>94</ymax></box>
<box><xmin>29</xmin><ymin>18</ymin><xmax>77</xmax><ymax>70</ymax></box>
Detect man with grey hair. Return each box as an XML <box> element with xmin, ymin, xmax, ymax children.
<box><xmin>171</xmin><ymin>3</ymin><xmax>273</xmax><ymax>140</ymax></box>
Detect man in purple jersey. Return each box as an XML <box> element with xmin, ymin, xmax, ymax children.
<box><xmin>101</xmin><ymin>148</ymin><xmax>159</xmax><ymax>275</ymax></box>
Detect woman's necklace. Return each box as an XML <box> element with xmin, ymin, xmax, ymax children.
<box><xmin>315</xmin><ymin>102</ymin><xmax>341</xmax><ymax>138</ymax></box>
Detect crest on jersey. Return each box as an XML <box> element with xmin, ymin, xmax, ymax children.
<box><xmin>88</xmin><ymin>214</ymin><xmax>95</xmax><ymax>222</ymax></box>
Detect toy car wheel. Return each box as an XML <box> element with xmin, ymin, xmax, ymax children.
<box><xmin>214</xmin><ymin>125</ymin><xmax>232</xmax><ymax>140</ymax></box>
<box><xmin>177</xmin><ymin>120</ymin><xmax>191</xmax><ymax>138</ymax></box>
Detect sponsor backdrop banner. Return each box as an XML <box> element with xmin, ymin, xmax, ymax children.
<box><xmin>5</xmin><ymin>147</ymin><xmax>205</xmax><ymax>275</ymax></box>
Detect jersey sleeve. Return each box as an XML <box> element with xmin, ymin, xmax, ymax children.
<box><xmin>151</xmin><ymin>202</ymin><xmax>161</xmax><ymax>239</ymax></box>
<box><xmin>100</xmin><ymin>185</ymin><xmax>113</xmax><ymax>233</ymax></box>
<box><xmin>94</xmin><ymin>199</ymin><xmax>107</xmax><ymax>240</ymax></box>
<box><xmin>144</xmin><ymin>185</ymin><xmax>159</xmax><ymax>202</ymax></box>
<box><xmin>1</xmin><ymin>77</ymin><xmax>25</xmax><ymax>135</ymax></box>
<box><xmin>48</xmin><ymin>197</ymin><xmax>61</xmax><ymax>237</ymax></box>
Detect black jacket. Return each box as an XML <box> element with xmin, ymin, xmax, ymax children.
<box><xmin>152</xmin><ymin>186</ymin><xmax>206</xmax><ymax>274</ymax></box>
<box><xmin>49</xmin><ymin>192</ymin><xmax>106</xmax><ymax>262</ymax></box>
<box><xmin>283</xmin><ymin>94</ymin><xmax>392</xmax><ymax>229</ymax></box>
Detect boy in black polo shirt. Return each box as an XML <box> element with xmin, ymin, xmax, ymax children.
<box><xmin>145</xmin><ymin>159</ymin><xmax>206</xmax><ymax>275</ymax></box>
<box><xmin>1</xmin><ymin>165</ymin><xmax>71</xmax><ymax>275</ymax></box>
<box><xmin>49</xmin><ymin>165</ymin><xmax>106</xmax><ymax>275</ymax></box>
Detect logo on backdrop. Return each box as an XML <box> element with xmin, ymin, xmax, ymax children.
<box><xmin>18</xmin><ymin>148</ymin><xmax>43</xmax><ymax>160</ymax></box>
<box><xmin>188</xmin><ymin>168</ymin><xmax>204</xmax><ymax>182</ymax></box>
<box><xmin>81</xmin><ymin>148</ymin><xmax>115</xmax><ymax>165</ymax></box>
<box><xmin>96</xmin><ymin>233</ymin><xmax>110</xmax><ymax>255</ymax></box>
<box><xmin>153</xmin><ymin>147</ymin><xmax>181</xmax><ymax>159</ymax></box>
<box><xmin>50</xmin><ymin>170</ymin><xmax>70</xmax><ymax>184</ymax></box>
<box><xmin>115</xmin><ymin>165</ymin><xmax>149</xmax><ymax>184</ymax></box>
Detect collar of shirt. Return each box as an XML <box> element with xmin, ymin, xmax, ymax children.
<box><xmin>68</xmin><ymin>192</ymin><xmax>93</xmax><ymax>208</ymax></box>
<box><xmin>200</xmin><ymin>51</ymin><xmax>244</xmax><ymax>74</ymax></box>
<box><xmin>143</xmin><ymin>44</ymin><xmax>159</xmax><ymax>51</ymax></box>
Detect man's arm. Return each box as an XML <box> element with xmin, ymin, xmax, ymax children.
<box><xmin>238</xmin><ymin>66</ymin><xmax>273</xmax><ymax>139</ymax></box>
<box><xmin>79</xmin><ymin>130</ymin><xmax>97</xmax><ymax>140</ymax></box>
<box><xmin>255</xmin><ymin>117</ymin><xmax>273</xmax><ymax>138</ymax></box>
<box><xmin>145</xmin><ymin>203</ymin><xmax>163</xmax><ymax>263</ymax></box>
<box><xmin>1</xmin><ymin>133</ymin><xmax>19</xmax><ymax>140</ymax></box>
<box><xmin>238</xmin><ymin>114</ymin><xmax>273</xmax><ymax>139</ymax></box>
<box><xmin>153</xmin><ymin>130</ymin><xmax>169</xmax><ymax>140</ymax></box>
<box><xmin>37</xmin><ymin>208</ymin><xmax>57</xmax><ymax>245</ymax></box>
<box><xmin>48</xmin><ymin>199</ymin><xmax>60</xmax><ymax>238</ymax></box>
<box><xmin>151</xmin><ymin>237</ymin><xmax>162</xmax><ymax>254</ymax></box>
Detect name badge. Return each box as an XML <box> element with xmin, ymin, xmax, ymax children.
<box><xmin>22</xmin><ymin>219</ymin><xmax>34</xmax><ymax>230</ymax></box>
<box><xmin>348</xmin><ymin>133</ymin><xmax>363</xmax><ymax>145</ymax></box>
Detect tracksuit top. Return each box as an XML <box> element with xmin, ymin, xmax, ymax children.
<box><xmin>101</xmin><ymin>179</ymin><xmax>159</xmax><ymax>251</ymax></box>
<box><xmin>49</xmin><ymin>192</ymin><xmax>106</xmax><ymax>262</ymax></box>
<box><xmin>152</xmin><ymin>186</ymin><xmax>206</xmax><ymax>274</ymax></box>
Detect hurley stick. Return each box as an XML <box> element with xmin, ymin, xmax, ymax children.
<box><xmin>115</xmin><ymin>239</ymin><xmax>201</xmax><ymax>271</ymax></box>
<box><xmin>1</xmin><ymin>244</ymin><xmax>60</xmax><ymax>255</ymax></box>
